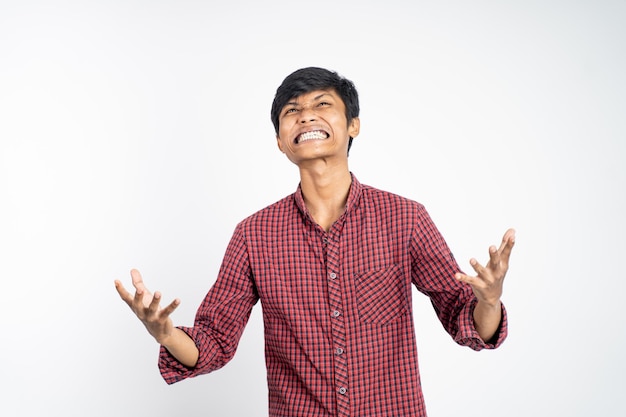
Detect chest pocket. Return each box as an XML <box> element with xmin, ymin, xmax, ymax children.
<box><xmin>355</xmin><ymin>264</ymin><xmax>408</xmax><ymax>325</ymax></box>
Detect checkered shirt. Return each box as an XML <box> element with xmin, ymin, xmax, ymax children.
<box><xmin>159</xmin><ymin>174</ymin><xmax>507</xmax><ymax>416</ymax></box>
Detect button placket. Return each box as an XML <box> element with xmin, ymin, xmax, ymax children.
<box><xmin>325</xmin><ymin>229</ymin><xmax>350</xmax><ymax>416</ymax></box>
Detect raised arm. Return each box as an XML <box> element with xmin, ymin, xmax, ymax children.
<box><xmin>115</xmin><ymin>269</ymin><xmax>199</xmax><ymax>367</ymax></box>
<box><xmin>455</xmin><ymin>229</ymin><xmax>515</xmax><ymax>343</ymax></box>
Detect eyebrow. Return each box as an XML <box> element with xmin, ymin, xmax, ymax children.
<box><xmin>285</xmin><ymin>92</ymin><xmax>332</xmax><ymax>107</ymax></box>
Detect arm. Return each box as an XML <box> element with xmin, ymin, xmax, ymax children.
<box><xmin>455</xmin><ymin>229</ymin><xmax>515</xmax><ymax>343</ymax></box>
<box><xmin>410</xmin><ymin>206</ymin><xmax>511</xmax><ymax>349</ymax></box>
<box><xmin>159</xmin><ymin>225</ymin><xmax>259</xmax><ymax>384</ymax></box>
<box><xmin>115</xmin><ymin>269</ymin><xmax>199</xmax><ymax>367</ymax></box>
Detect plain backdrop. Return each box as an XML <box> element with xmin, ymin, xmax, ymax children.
<box><xmin>1</xmin><ymin>1</ymin><xmax>624</xmax><ymax>416</ymax></box>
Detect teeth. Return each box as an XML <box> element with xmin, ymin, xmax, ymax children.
<box><xmin>298</xmin><ymin>130</ymin><xmax>327</xmax><ymax>143</ymax></box>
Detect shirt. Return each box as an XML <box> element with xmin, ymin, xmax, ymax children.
<box><xmin>159</xmin><ymin>174</ymin><xmax>507</xmax><ymax>417</ymax></box>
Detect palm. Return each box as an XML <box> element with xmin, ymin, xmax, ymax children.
<box><xmin>455</xmin><ymin>228</ymin><xmax>515</xmax><ymax>306</ymax></box>
<box><xmin>114</xmin><ymin>269</ymin><xmax>180</xmax><ymax>343</ymax></box>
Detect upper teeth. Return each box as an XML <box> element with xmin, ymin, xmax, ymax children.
<box><xmin>299</xmin><ymin>131</ymin><xmax>327</xmax><ymax>143</ymax></box>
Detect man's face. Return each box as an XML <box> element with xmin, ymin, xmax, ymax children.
<box><xmin>276</xmin><ymin>89</ymin><xmax>360</xmax><ymax>166</ymax></box>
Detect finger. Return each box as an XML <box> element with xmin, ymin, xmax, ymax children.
<box><xmin>470</xmin><ymin>258</ymin><xmax>488</xmax><ymax>277</ymax></box>
<box><xmin>160</xmin><ymin>298</ymin><xmax>181</xmax><ymax>317</ymax></box>
<box><xmin>498</xmin><ymin>228</ymin><xmax>516</xmax><ymax>262</ymax></box>
<box><xmin>455</xmin><ymin>271</ymin><xmax>482</xmax><ymax>288</ymax></box>
<box><xmin>488</xmin><ymin>245</ymin><xmax>500</xmax><ymax>267</ymax></box>
<box><xmin>148</xmin><ymin>290</ymin><xmax>162</xmax><ymax>313</ymax></box>
<box><xmin>495</xmin><ymin>229</ymin><xmax>514</xmax><ymax>254</ymax></box>
<box><xmin>133</xmin><ymin>282</ymin><xmax>146</xmax><ymax>307</ymax></box>
<box><xmin>130</xmin><ymin>269</ymin><xmax>147</xmax><ymax>293</ymax></box>
<box><xmin>114</xmin><ymin>280</ymin><xmax>134</xmax><ymax>305</ymax></box>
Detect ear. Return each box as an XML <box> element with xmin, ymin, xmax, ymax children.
<box><xmin>276</xmin><ymin>135</ymin><xmax>285</xmax><ymax>153</ymax></box>
<box><xmin>348</xmin><ymin>117</ymin><xmax>360</xmax><ymax>139</ymax></box>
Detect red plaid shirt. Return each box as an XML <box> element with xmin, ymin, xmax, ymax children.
<box><xmin>159</xmin><ymin>174</ymin><xmax>507</xmax><ymax>416</ymax></box>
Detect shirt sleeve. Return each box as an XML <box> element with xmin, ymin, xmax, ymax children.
<box><xmin>159</xmin><ymin>224</ymin><xmax>259</xmax><ymax>384</ymax></box>
<box><xmin>410</xmin><ymin>206</ymin><xmax>507</xmax><ymax>351</ymax></box>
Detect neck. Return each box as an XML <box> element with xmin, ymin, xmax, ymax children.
<box><xmin>299</xmin><ymin>165</ymin><xmax>352</xmax><ymax>232</ymax></box>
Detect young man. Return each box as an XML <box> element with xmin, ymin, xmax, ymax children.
<box><xmin>115</xmin><ymin>67</ymin><xmax>515</xmax><ymax>417</ymax></box>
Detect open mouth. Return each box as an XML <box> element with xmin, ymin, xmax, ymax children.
<box><xmin>295</xmin><ymin>130</ymin><xmax>329</xmax><ymax>144</ymax></box>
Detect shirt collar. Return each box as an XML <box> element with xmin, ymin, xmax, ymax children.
<box><xmin>293</xmin><ymin>172</ymin><xmax>363</xmax><ymax>222</ymax></box>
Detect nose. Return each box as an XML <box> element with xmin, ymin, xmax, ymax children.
<box><xmin>299</xmin><ymin>106</ymin><xmax>317</xmax><ymax>123</ymax></box>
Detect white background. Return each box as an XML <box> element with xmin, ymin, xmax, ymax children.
<box><xmin>1</xmin><ymin>1</ymin><xmax>624</xmax><ymax>416</ymax></box>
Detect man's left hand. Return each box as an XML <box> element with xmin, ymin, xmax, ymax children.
<box><xmin>455</xmin><ymin>228</ymin><xmax>516</xmax><ymax>306</ymax></box>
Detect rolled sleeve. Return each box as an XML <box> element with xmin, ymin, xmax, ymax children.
<box><xmin>158</xmin><ymin>326</ymin><xmax>222</xmax><ymax>385</ymax></box>
<box><xmin>454</xmin><ymin>297</ymin><xmax>508</xmax><ymax>351</ymax></box>
<box><xmin>158</xmin><ymin>224</ymin><xmax>258</xmax><ymax>385</ymax></box>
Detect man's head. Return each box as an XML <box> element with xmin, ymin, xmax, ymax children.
<box><xmin>271</xmin><ymin>67</ymin><xmax>360</xmax><ymax>153</ymax></box>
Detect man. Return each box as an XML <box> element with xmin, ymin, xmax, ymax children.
<box><xmin>115</xmin><ymin>67</ymin><xmax>515</xmax><ymax>417</ymax></box>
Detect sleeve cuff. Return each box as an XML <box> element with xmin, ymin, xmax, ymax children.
<box><xmin>454</xmin><ymin>298</ymin><xmax>508</xmax><ymax>351</ymax></box>
<box><xmin>157</xmin><ymin>326</ymin><xmax>218</xmax><ymax>385</ymax></box>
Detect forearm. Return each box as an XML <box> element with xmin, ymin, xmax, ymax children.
<box><xmin>159</xmin><ymin>328</ymin><xmax>199</xmax><ymax>368</ymax></box>
<box><xmin>473</xmin><ymin>299</ymin><xmax>502</xmax><ymax>343</ymax></box>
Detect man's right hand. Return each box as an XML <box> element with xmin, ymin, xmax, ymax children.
<box><xmin>115</xmin><ymin>269</ymin><xmax>199</xmax><ymax>367</ymax></box>
<box><xmin>114</xmin><ymin>269</ymin><xmax>180</xmax><ymax>345</ymax></box>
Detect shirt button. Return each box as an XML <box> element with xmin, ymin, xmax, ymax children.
<box><xmin>335</xmin><ymin>348</ymin><xmax>344</xmax><ymax>355</ymax></box>
<box><xmin>338</xmin><ymin>387</ymin><xmax>347</xmax><ymax>395</ymax></box>
<box><xmin>329</xmin><ymin>272</ymin><xmax>337</xmax><ymax>279</ymax></box>
<box><xmin>332</xmin><ymin>310</ymin><xmax>341</xmax><ymax>317</ymax></box>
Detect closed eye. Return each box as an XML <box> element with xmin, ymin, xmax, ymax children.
<box><xmin>284</xmin><ymin>107</ymin><xmax>299</xmax><ymax>115</ymax></box>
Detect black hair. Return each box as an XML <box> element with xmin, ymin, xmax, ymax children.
<box><xmin>271</xmin><ymin>67</ymin><xmax>360</xmax><ymax>152</ymax></box>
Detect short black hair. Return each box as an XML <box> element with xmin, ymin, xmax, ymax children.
<box><xmin>271</xmin><ymin>67</ymin><xmax>360</xmax><ymax>152</ymax></box>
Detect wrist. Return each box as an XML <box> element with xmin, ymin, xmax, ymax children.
<box><xmin>476</xmin><ymin>297</ymin><xmax>501</xmax><ymax>310</ymax></box>
<box><xmin>156</xmin><ymin>328</ymin><xmax>177</xmax><ymax>347</ymax></box>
